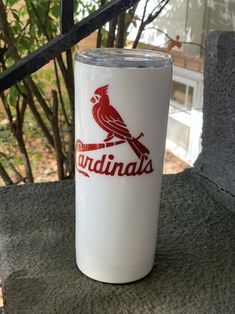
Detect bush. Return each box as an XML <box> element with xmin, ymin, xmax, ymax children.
<box><xmin>0</xmin><ymin>0</ymin><xmax>169</xmax><ymax>185</ymax></box>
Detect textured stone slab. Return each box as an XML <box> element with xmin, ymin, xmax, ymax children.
<box><xmin>0</xmin><ymin>171</ymin><xmax>234</xmax><ymax>314</ymax></box>
<box><xmin>193</xmin><ymin>31</ymin><xmax>235</xmax><ymax>208</ymax></box>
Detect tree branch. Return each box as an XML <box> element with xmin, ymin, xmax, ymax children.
<box><xmin>32</xmin><ymin>0</ymin><xmax>74</xmax><ymax>108</ymax></box>
<box><xmin>0</xmin><ymin>91</ymin><xmax>34</xmax><ymax>183</ymax></box>
<box><xmin>146</xmin><ymin>27</ymin><xmax>205</xmax><ymax>50</ymax></box>
<box><xmin>56</xmin><ymin>54</ymin><xmax>73</xmax><ymax>105</ymax></box>
<box><xmin>145</xmin><ymin>0</ymin><xmax>166</xmax><ymax>25</ymax></box>
<box><xmin>15</xmin><ymin>97</ymin><xmax>34</xmax><ymax>183</ymax></box>
<box><xmin>0</xmin><ymin>162</ymin><xmax>13</xmax><ymax>185</ymax></box>
<box><xmin>44</xmin><ymin>0</ymin><xmax>51</xmax><ymax>31</ymax></box>
<box><xmin>0</xmin><ymin>0</ymin><xmax>20</xmax><ymax>61</ymax></box>
<box><xmin>53</xmin><ymin>59</ymin><xmax>70</xmax><ymax>126</ymax></box>
<box><xmin>30</xmin><ymin>1</ymin><xmax>51</xmax><ymax>41</ymax></box>
<box><xmin>106</xmin><ymin>17</ymin><xmax>117</xmax><ymax>47</ymax></box>
<box><xmin>23</xmin><ymin>82</ymin><xmax>55</xmax><ymax>147</ymax></box>
<box><xmin>0</xmin><ymin>91</ymin><xmax>13</xmax><ymax>123</ymax></box>
<box><xmin>0</xmin><ymin>152</ymin><xmax>25</xmax><ymax>182</ymax></box>
<box><xmin>125</xmin><ymin>3</ymin><xmax>139</xmax><ymax>32</ymax></box>
<box><xmin>141</xmin><ymin>0</ymin><xmax>149</xmax><ymax>25</ymax></box>
<box><xmin>65</xmin><ymin>49</ymin><xmax>74</xmax><ymax>109</ymax></box>
<box><xmin>116</xmin><ymin>11</ymin><xmax>126</xmax><ymax>48</ymax></box>
<box><xmin>96</xmin><ymin>0</ymin><xmax>106</xmax><ymax>47</ymax></box>
<box><xmin>52</xmin><ymin>90</ymin><xmax>65</xmax><ymax>180</ymax></box>
<box><xmin>20</xmin><ymin>96</ymin><xmax>27</xmax><ymax>125</ymax></box>
<box><xmin>24</xmin><ymin>77</ymin><xmax>53</xmax><ymax>121</ymax></box>
<box><xmin>132</xmin><ymin>0</ymin><xmax>170</xmax><ymax>48</ymax></box>
<box><xmin>65</xmin><ymin>48</ymin><xmax>74</xmax><ymax>175</ymax></box>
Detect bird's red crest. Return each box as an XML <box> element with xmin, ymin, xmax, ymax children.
<box><xmin>94</xmin><ymin>84</ymin><xmax>109</xmax><ymax>96</ymax></box>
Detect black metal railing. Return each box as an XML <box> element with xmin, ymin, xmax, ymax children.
<box><xmin>0</xmin><ymin>0</ymin><xmax>138</xmax><ymax>92</ymax></box>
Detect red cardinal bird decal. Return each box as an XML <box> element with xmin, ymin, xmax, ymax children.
<box><xmin>90</xmin><ymin>84</ymin><xmax>149</xmax><ymax>159</ymax></box>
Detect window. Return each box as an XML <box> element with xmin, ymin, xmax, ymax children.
<box><xmin>166</xmin><ymin>66</ymin><xmax>203</xmax><ymax>164</ymax></box>
<box><xmin>171</xmin><ymin>80</ymin><xmax>194</xmax><ymax>112</ymax></box>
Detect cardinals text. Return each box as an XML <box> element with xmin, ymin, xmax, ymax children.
<box><xmin>75</xmin><ymin>152</ymin><xmax>154</xmax><ymax>178</ymax></box>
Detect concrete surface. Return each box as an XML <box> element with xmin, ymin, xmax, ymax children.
<box><xmin>193</xmin><ymin>31</ymin><xmax>235</xmax><ymax>209</ymax></box>
<box><xmin>0</xmin><ymin>171</ymin><xmax>234</xmax><ymax>314</ymax></box>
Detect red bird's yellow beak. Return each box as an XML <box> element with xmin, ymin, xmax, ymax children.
<box><xmin>90</xmin><ymin>96</ymin><xmax>96</xmax><ymax>103</ymax></box>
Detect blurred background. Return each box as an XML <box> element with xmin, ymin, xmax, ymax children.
<box><xmin>0</xmin><ymin>0</ymin><xmax>234</xmax><ymax>187</ymax></box>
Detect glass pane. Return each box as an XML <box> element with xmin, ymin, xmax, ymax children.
<box><xmin>187</xmin><ymin>86</ymin><xmax>194</xmax><ymax>108</ymax></box>
<box><xmin>167</xmin><ymin>117</ymin><xmax>190</xmax><ymax>151</ymax></box>
<box><xmin>171</xmin><ymin>81</ymin><xmax>194</xmax><ymax>112</ymax></box>
<box><xmin>171</xmin><ymin>81</ymin><xmax>186</xmax><ymax>106</ymax></box>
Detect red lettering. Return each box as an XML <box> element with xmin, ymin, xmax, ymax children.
<box><xmin>109</xmin><ymin>162</ymin><xmax>124</xmax><ymax>176</ymax></box>
<box><xmin>143</xmin><ymin>159</ymin><xmax>154</xmax><ymax>174</ymax></box>
<box><xmin>103</xmin><ymin>154</ymin><xmax>114</xmax><ymax>174</ymax></box>
<box><xmin>125</xmin><ymin>162</ymin><xmax>137</xmax><ymax>176</ymax></box>
<box><xmin>136</xmin><ymin>155</ymin><xmax>145</xmax><ymax>175</ymax></box>
<box><xmin>78</xmin><ymin>154</ymin><xmax>85</xmax><ymax>168</ymax></box>
<box><xmin>93</xmin><ymin>154</ymin><xmax>106</xmax><ymax>174</ymax></box>
<box><xmin>84</xmin><ymin>156</ymin><xmax>93</xmax><ymax>171</ymax></box>
<box><xmin>76</xmin><ymin>152</ymin><xmax>154</xmax><ymax>178</ymax></box>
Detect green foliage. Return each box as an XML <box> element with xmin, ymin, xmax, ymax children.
<box><xmin>77</xmin><ymin>0</ymin><xmax>99</xmax><ymax>19</ymax></box>
<box><xmin>0</xmin><ymin>0</ymin><xmax>102</xmax><ymax>185</ymax></box>
<box><xmin>101</xmin><ymin>28</ymin><xmax>109</xmax><ymax>47</ymax></box>
<box><xmin>0</xmin><ymin>0</ymin><xmax>144</xmax><ymax>185</ymax></box>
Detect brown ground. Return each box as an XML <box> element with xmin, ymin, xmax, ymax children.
<box><xmin>163</xmin><ymin>150</ymin><xmax>189</xmax><ymax>174</ymax></box>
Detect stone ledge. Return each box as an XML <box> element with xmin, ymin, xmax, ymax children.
<box><xmin>193</xmin><ymin>31</ymin><xmax>235</xmax><ymax>201</ymax></box>
<box><xmin>0</xmin><ymin>171</ymin><xmax>234</xmax><ymax>313</ymax></box>
<box><xmin>191</xmin><ymin>168</ymin><xmax>235</xmax><ymax>212</ymax></box>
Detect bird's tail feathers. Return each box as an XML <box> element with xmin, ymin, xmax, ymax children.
<box><xmin>127</xmin><ymin>138</ymin><xmax>149</xmax><ymax>159</ymax></box>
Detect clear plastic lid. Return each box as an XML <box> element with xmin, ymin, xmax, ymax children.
<box><xmin>75</xmin><ymin>48</ymin><xmax>172</xmax><ymax>68</ymax></box>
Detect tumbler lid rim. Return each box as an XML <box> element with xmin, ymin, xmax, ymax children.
<box><xmin>75</xmin><ymin>48</ymin><xmax>172</xmax><ymax>68</ymax></box>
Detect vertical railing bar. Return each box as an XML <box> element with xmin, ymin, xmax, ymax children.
<box><xmin>61</xmin><ymin>0</ymin><xmax>74</xmax><ymax>34</ymax></box>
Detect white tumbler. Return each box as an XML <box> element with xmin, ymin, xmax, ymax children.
<box><xmin>75</xmin><ymin>49</ymin><xmax>172</xmax><ymax>283</ymax></box>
